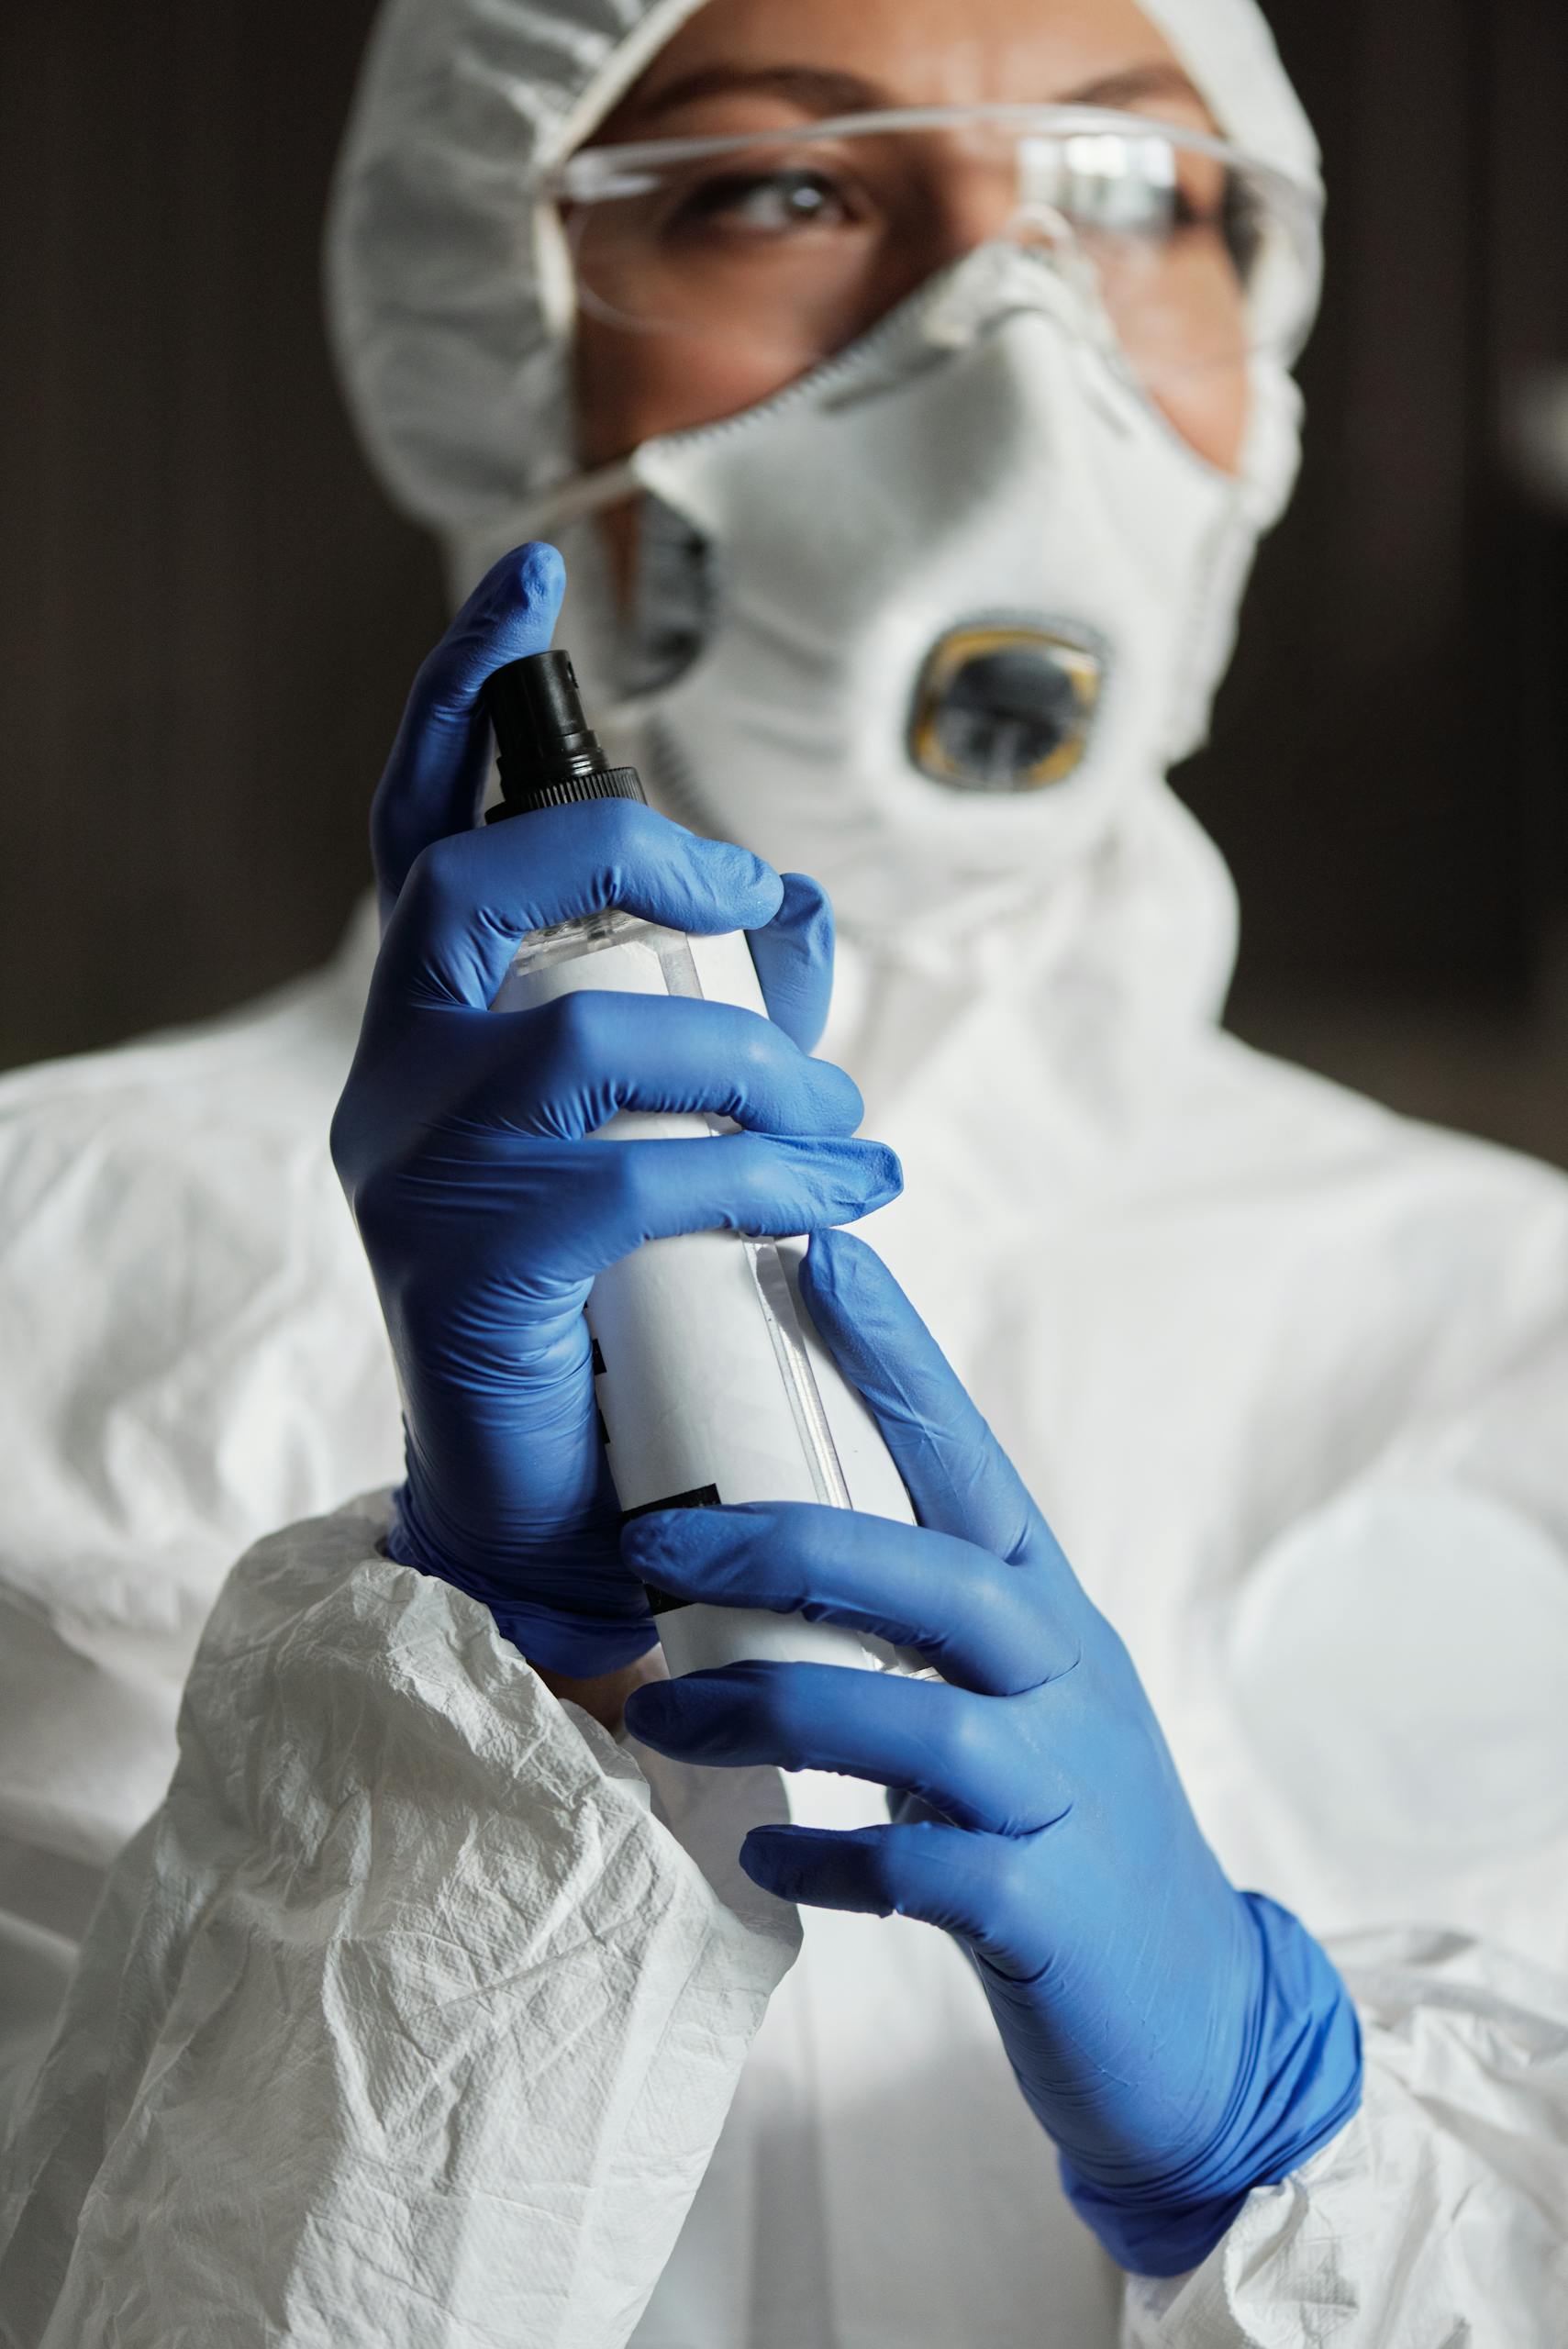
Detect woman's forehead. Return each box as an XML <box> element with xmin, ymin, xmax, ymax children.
<box><xmin>610</xmin><ymin>0</ymin><xmax>1213</xmax><ymax>138</ymax></box>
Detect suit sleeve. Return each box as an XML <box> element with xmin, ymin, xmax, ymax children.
<box><xmin>0</xmin><ymin>1495</ymin><xmax>799</xmax><ymax>2349</ymax></box>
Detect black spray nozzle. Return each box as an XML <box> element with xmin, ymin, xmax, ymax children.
<box><xmin>484</xmin><ymin>648</ymin><xmax>645</xmax><ymax>818</ymax></box>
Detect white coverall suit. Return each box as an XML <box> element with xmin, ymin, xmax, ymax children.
<box><xmin>2</xmin><ymin>0</ymin><xmax>1568</xmax><ymax>2343</ymax></box>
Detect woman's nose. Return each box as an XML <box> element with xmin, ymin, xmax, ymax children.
<box><xmin>863</xmin><ymin>151</ymin><xmax>1042</xmax><ymax>328</ymax></box>
<box><xmin>923</xmin><ymin>150</ymin><xmax>1038</xmax><ymax>272</ymax></box>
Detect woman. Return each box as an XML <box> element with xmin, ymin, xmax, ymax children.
<box><xmin>2</xmin><ymin>0</ymin><xmax>1565</xmax><ymax>2342</ymax></box>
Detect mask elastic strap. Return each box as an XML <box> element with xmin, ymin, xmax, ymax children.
<box><xmin>518</xmin><ymin>454</ymin><xmax>645</xmax><ymax>538</ymax></box>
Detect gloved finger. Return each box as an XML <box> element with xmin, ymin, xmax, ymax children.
<box><xmin>375</xmin><ymin>798</ymin><xmax>784</xmax><ymax>1012</ymax></box>
<box><xmin>378</xmin><ymin>1132</ymin><xmax>903</xmax><ymax>1291</ymax></box>
<box><xmin>738</xmin><ymin>1820</ymin><xmax>1042</xmax><ymax>1976</ymax></box>
<box><xmin>621</xmin><ymin>1502</ymin><xmax>1075</xmax><ymax>1695</ymax></box>
<box><xmin>371</xmin><ymin>541</ymin><xmax>567</xmax><ymax>912</ymax></box>
<box><xmin>747</xmin><ymin>873</ymin><xmax>836</xmax><ymax>1052</ymax></box>
<box><xmin>482</xmin><ymin>991</ymin><xmax>864</xmax><ymax>1141</ymax></box>
<box><xmin>802</xmin><ymin>1227</ymin><xmax>1058</xmax><ymax>1574</ymax></box>
<box><xmin>622</xmin><ymin>1664</ymin><xmax>1069</xmax><ymax>1835</ymax></box>
<box><xmin>554</xmin><ymin>1132</ymin><xmax>901</xmax><ymax>1277</ymax></box>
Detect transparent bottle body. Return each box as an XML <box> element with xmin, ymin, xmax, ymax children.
<box><xmin>507</xmin><ymin>907</ymin><xmax>700</xmax><ymax>991</ymax></box>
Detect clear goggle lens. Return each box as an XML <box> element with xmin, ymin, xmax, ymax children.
<box><xmin>543</xmin><ymin>106</ymin><xmax>1319</xmax><ymax>390</ymax></box>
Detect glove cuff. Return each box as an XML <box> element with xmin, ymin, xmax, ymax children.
<box><xmin>383</xmin><ymin>1486</ymin><xmax>660</xmax><ymax>1677</ymax></box>
<box><xmin>1059</xmin><ymin>1892</ymin><xmax>1363</xmax><ymax>2278</ymax></box>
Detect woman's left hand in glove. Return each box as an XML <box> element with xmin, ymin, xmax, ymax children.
<box><xmin>621</xmin><ymin>1227</ymin><xmax>1363</xmax><ymax>2279</ymax></box>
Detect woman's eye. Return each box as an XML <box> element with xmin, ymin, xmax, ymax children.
<box><xmin>672</xmin><ymin>168</ymin><xmax>855</xmax><ymax>238</ymax></box>
<box><xmin>1108</xmin><ymin>175</ymin><xmax>1233</xmax><ymax>250</ymax></box>
<box><xmin>1219</xmin><ymin>174</ymin><xmax>1262</xmax><ymax>282</ymax></box>
<box><xmin>1062</xmin><ymin>168</ymin><xmax>1178</xmax><ymax>239</ymax></box>
<box><xmin>1165</xmin><ymin>176</ymin><xmax>1259</xmax><ymax>282</ymax></box>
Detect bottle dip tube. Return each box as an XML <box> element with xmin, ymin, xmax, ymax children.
<box><xmin>484</xmin><ymin>648</ymin><xmax>917</xmax><ymax>1677</ymax></box>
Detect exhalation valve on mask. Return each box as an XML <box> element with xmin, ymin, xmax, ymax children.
<box><xmin>908</xmin><ymin>622</ymin><xmax>1105</xmax><ymax>792</ymax></box>
<box><xmin>484</xmin><ymin>643</ymin><xmax>919</xmax><ymax>1688</ymax></box>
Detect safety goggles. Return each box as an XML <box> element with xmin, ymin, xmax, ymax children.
<box><xmin>542</xmin><ymin>105</ymin><xmax>1320</xmax><ymax>392</ymax></box>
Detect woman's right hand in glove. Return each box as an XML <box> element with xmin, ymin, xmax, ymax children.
<box><xmin>330</xmin><ymin>541</ymin><xmax>901</xmax><ymax>1676</ymax></box>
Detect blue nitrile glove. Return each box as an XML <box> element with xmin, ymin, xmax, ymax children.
<box><xmin>331</xmin><ymin>542</ymin><xmax>900</xmax><ymax>1675</ymax></box>
<box><xmin>621</xmin><ymin>1228</ymin><xmax>1363</xmax><ymax>2277</ymax></box>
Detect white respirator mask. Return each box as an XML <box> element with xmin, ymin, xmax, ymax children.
<box><xmin>513</xmin><ymin>237</ymin><xmax>1255</xmax><ymax>943</ymax></box>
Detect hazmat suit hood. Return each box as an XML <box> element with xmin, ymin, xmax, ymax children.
<box><xmin>325</xmin><ymin>0</ymin><xmax>1323</xmax><ymax>1110</ymax></box>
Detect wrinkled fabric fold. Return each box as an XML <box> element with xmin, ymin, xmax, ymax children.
<box><xmin>0</xmin><ymin>1495</ymin><xmax>799</xmax><ymax>2349</ymax></box>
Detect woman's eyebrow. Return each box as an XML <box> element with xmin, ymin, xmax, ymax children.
<box><xmin>625</xmin><ymin>65</ymin><xmax>886</xmax><ymax>125</ymax></box>
<box><xmin>1061</xmin><ymin>62</ymin><xmax>1210</xmax><ymax>112</ymax></box>
<box><xmin>617</xmin><ymin>58</ymin><xmax>1207</xmax><ymax>130</ymax></box>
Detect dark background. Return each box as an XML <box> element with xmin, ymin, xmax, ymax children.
<box><xmin>5</xmin><ymin>0</ymin><xmax>1568</xmax><ymax>1152</ymax></box>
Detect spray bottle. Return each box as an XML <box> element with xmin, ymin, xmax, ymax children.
<box><xmin>484</xmin><ymin>647</ymin><xmax>917</xmax><ymax>1679</ymax></box>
